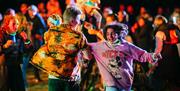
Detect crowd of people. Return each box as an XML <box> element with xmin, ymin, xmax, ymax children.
<box><xmin>0</xmin><ymin>0</ymin><xmax>180</xmax><ymax>91</ymax></box>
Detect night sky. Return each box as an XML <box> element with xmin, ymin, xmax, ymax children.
<box><xmin>0</xmin><ymin>0</ymin><xmax>179</xmax><ymax>15</ymax></box>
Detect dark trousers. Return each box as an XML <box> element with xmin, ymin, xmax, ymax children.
<box><xmin>48</xmin><ymin>78</ymin><xmax>79</xmax><ymax>91</ymax></box>
<box><xmin>0</xmin><ymin>65</ymin><xmax>8</xmax><ymax>91</ymax></box>
<box><xmin>7</xmin><ymin>64</ymin><xmax>25</xmax><ymax>91</ymax></box>
<box><xmin>32</xmin><ymin>39</ymin><xmax>43</xmax><ymax>80</ymax></box>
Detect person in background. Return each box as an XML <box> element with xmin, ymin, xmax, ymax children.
<box><xmin>0</xmin><ymin>12</ymin><xmax>3</xmax><ymax>25</ymax></box>
<box><xmin>150</xmin><ymin>15</ymin><xmax>180</xmax><ymax>91</ymax></box>
<box><xmin>4</xmin><ymin>8</ymin><xmax>16</xmax><ymax>17</ymax></box>
<box><xmin>0</xmin><ymin>15</ymin><xmax>31</xmax><ymax>91</ymax></box>
<box><xmin>19</xmin><ymin>3</ymin><xmax>28</xmax><ymax>15</ymax></box>
<box><xmin>175</xmin><ymin>16</ymin><xmax>180</xmax><ymax>57</ymax></box>
<box><xmin>26</xmin><ymin>4</ymin><xmax>47</xmax><ymax>82</ymax></box>
<box><xmin>38</xmin><ymin>2</ymin><xmax>47</xmax><ymax>21</ymax></box>
<box><xmin>126</xmin><ymin>4</ymin><xmax>136</xmax><ymax>27</ymax></box>
<box><xmin>105</xmin><ymin>13</ymin><xmax>118</xmax><ymax>25</ymax></box>
<box><xmin>46</xmin><ymin>0</ymin><xmax>62</xmax><ymax>17</ymax></box>
<box><xmin>102</xmin><ymin>6</ymin><xmax>113</xmax><ymax>27</ymax></box>
<box><xmin>16</xmin><ymin>13</ymin><xmax>32</xmax><ymax>90</ymax></box>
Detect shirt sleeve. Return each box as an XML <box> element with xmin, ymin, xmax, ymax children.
<box><xmin>128</xmin><ymin>43</ymin><xmax>153</xmax><ymax>63</ymax></box>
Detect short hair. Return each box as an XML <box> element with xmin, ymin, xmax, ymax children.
<box><xmin>63</xmin><ymin>5</ymin><xmax>82</xmax><ymax>23</ymax></box>
<box><xmin>103</xmin><ymin>23</ymin><xmax>128</xmax><ymax>40</ymax></box>
<box><xmin>28</xmin><ymin>5</ymin><xmax>38</xmax><ymax>12</ymax></box>
<box><xmin>155</xmin><ymin>15</ymin><xmax>168</xmax><ymax>24</ymax></box>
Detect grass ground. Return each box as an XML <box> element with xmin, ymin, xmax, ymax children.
<box><xmin>26</xmin><ymin>67</ymin><xmax>48</xmax><ymax>91</ymax></box>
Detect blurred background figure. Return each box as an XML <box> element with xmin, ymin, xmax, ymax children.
<box><xmin>126</xmin><ymin>4</ymin><xmax>136</xmax><ymax>27</ymax></box>
<box><xmin>38</xmin><ymin>2</ymin><xmax>47</xmax><ymax>21</ymax></box>
<box><xmin>117</xmin><ymin>10</ymin><xmax>129</xmax><ymax>24</ymax></box>
<box><xmin>119</xmin><ymin>4</ymin><xmax>125</xmax><ymax>11</ymax></box>
<box><xmin>102</xmin><ymin>6</ymin><xmax>113</xmax><ymax>27</ymax></box>
<box><xmin>131</xmin><ymin>16</ymin><xmax>154</xmax><ymax>91</ymax></box>
<box><xmin>16</xmin><ymin>12</ymin><xmax>33</xmax><ymax>90</ymax></box>
<box><xmin>0</xmin><ymin>15</ymin><xmax>31</xmax><ymax>91</ymax></box>
<box><xmin>19</xmin><ymin>3</ymin><xmax>28</xmax><ymax>15</ymax></box>
<box><xmin>46</xmin><ymin>0</ymin><xmax>62</xmax><ymax>17</ymax></box>
<box><xmin>26</xmin><ymin>4</ymin><xmax>47</xmax><ymax>83</ymax></box>
<box><xmin>0</xmin><ymin>12</ymin><xmax>3</xmax><ymax>25</ymax></box>
<box><xmin>4</xmin><ymin>8</ymin><xmax>16</xmax><ymax>17</ymax></box>
<box><xmin>151</xmin><ymin>15</ymin><xmax>180</xmax><ymax>91</ymax></box>
<box><xmin>131</xmin><ymin>16</ymin><xmax>154</xmax><ymax>52</ymax></box>
<box><xmin>105</xmin><ymin>13</ymin><xmax>118</xmax><ymax>25</ymax></box>
<box><xmin>138</xmin><ymin>6</ymin><xmax>153</xmax><ymax>23</ymax></box>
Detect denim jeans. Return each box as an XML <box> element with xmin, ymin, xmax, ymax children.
<box><xmin>105</xmin><ymin>86</ymin><xmax>130</xmax><ymax>91</ymax></box>
<box><xmin>22</xmin><ymin>53</ymin><xmax>32</xmax><ymax>87</ymax></box>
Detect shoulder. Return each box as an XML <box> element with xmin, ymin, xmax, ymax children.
<box><xmin>88</xmin><ymin>40</ymin><xmax>106</xmax><ymax>47</ymax></box>
<box><xmin>155</xmin><ymin>31</ymin><xmax>166</xmax><ymax>40</ymax></box>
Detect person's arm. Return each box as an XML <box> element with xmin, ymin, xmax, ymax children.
<box><xmin>81</xmin><ymin>45</ymin><xmax>93</xmax><ymax>60</ymax></box>
<box><xmin>128</xmin><ymin>42</ymin><xmax>161</xmax><ymax>64</ymax></box>
<box><xmin>84</xmin><ymin>21</ymin><xmax>104</xmax><ymax>41</ymax></box>
<box><xmin>154</xmin><ymin>31</ymin><xmax>165</xmax><ymax>54</ymax></box>
<box><xmin>91</xmin><ymin>9</ymin><xmax>102</xmax><ymax>29</ymax></box>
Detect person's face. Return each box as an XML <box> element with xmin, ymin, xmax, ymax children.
<box><xmin>138</xmin><ymin>18</ymin><xmax>145</xmax><ymax>27</ymax></box>
<box><xmin>70</xmin><ymin>15</ymin><xmax>81</xmax><ymax>29</ymax></box>
<box><xmin>106</xmin><ymin>16</ymin><xmax>114</xmax><ymax>25</ymax></box>
<box><xmin>28</xmin><ymin>10</ymin><xmax>36</xmax><ymax>18</ymax></box>
<box><xmin>106</xmin><ymin>28</ymin><xmax>118</xmax><ymax>43</ymax></box>
<box><xmin>154</xmin><ymin>18</ymin><xmax>163</xmax><ymax>26</ymax></box>
<box><xmin>118</xmin><ymin>11</ymin><xmax>124</xmax><ymax>22</ymax></box>
<box><xmin>7</xmin><ymin>20</ymin><xmax>18</xmax><ymax>34</ymax></box>
<box><xmin>38</xmin><ymin>3</ymin><xmax>45</xmax><ymax>11</ymax></box>
<box><xmin>20</xmin><ymin>4</ymin><xmax>28</xmax><ymax>14</ymax></box>
<box><xmin>103</xmin><ymin>8</ymin><xmax>112</xmax><ymax>18</ymax></box>
<box><xmin>127</xmin><ymin>5</ymin><xmax>133</xmax><ymax>13</ymax></box>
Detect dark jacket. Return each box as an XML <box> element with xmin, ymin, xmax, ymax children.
<box><xmin>0</xmin><ymin>30</ymin><xmax>30</xmax><ymax>65</ymax></box>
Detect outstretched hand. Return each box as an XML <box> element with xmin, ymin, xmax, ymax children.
<box><xmin>152</xmin><ymin>53</ymin><xmax>162</xmax><ymax>61</ymax></box>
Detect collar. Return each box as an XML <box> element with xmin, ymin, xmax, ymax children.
<box><xmin>106</xmin><ymin>39</ymin><xmax>121</xmax><ymax>48</ymax></box>
<box><xmin>9</xmin><ymin>32</ymin><xmax>16</xmax><ymax>36</ymax></box>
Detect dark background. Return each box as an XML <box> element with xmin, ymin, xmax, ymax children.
<box><xmin>0</xmin><ymin>0</ymin><xmax>179</xmax><ymax>15</ymax></box>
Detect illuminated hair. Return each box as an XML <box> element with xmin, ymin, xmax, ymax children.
<box><xmin>155</xmin><ymin>15</ymin><xmax>168</xmax><ymax>24</ymax></box>
<box><xmin>1</xmin><ymin>15</ymin><xmax>19</xmax><ymax>31</ymax></box>
<box><xmin>47</xmin><ymin>14</ymin><xmax>62</xmax><ymax>26</ymax></box>
<box><xmin>103</xmin><ymin>23</ymin><xmax>128</xmax><ymax>40</ymax></box>
<box><xmin>63</xmin><ymin>5</ymin><xmax>82</xmax><ymax>23</ymax></box>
